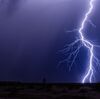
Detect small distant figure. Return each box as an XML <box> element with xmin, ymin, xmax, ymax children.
<box><xmin>42</xmin><ymin>77</ymin><xmax>46</xmax><ymax>84</ymax></box>
<box><xmin>42</xmin><ymin>77</ymin><xmax>47</xmax><ymax>91</ymax></box>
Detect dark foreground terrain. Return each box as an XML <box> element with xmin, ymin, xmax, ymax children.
<box><xmin>0</xmin><ymin>82</ymin><xmax>100</xmax><ymax>99</ymax></box>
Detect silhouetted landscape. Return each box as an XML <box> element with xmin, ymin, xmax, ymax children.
<box><xmin>0</xmin><ymin>82</ymin><xmax>100</xmax><ymax>99</ymax></box>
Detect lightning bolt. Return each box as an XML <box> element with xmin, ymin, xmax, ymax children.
<box><xmin>58</xmin><ymin>0</ymin><xmax>100</xmax><ymax>83</ymax></box>
<box><xmin>79</xmin><ymin>0</ymin><xmax>95</xmax><ymax>83</ymax></box>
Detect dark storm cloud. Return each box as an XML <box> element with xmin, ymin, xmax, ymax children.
<box><xmin>0</xmin><ymin>0</ymin><xmax>20</xmax><ymax>16</ymax></box>
<box><xmin>6</xmin><ymin>0</ymin><xmax>20</xmax><ymax>15</ymax></box>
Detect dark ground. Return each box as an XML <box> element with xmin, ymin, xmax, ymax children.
<box><xmin>0</xmin><ymin>82</ymin><xmax>100</xmax><ymax>99</ymax></box>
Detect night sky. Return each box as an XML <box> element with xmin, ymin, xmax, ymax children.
<box><xmin>0</xmin><ymin>0</ymin><xmax>100</xmax><ymax>83</ymax></box>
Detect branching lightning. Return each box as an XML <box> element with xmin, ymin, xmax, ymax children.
<box><xmin>79</xmin><ymin>0</ymin><xmax>95</xmax><ymax>83</ymax></box>
<box><xmin>58</xmin><ymin>0</ymin><xmax>100</xmax><ymax>83</ymax></box>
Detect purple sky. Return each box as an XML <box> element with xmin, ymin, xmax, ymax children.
<box><xmin>0</xmin><ymin>0</ymin><xmax>100</xmax><ymax>83</ymax></box>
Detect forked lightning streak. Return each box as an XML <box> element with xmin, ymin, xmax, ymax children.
<box><xmin>58</xmin><ymin>0</ymin><xmax>100</xmax><ymax>83</ymax></box>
